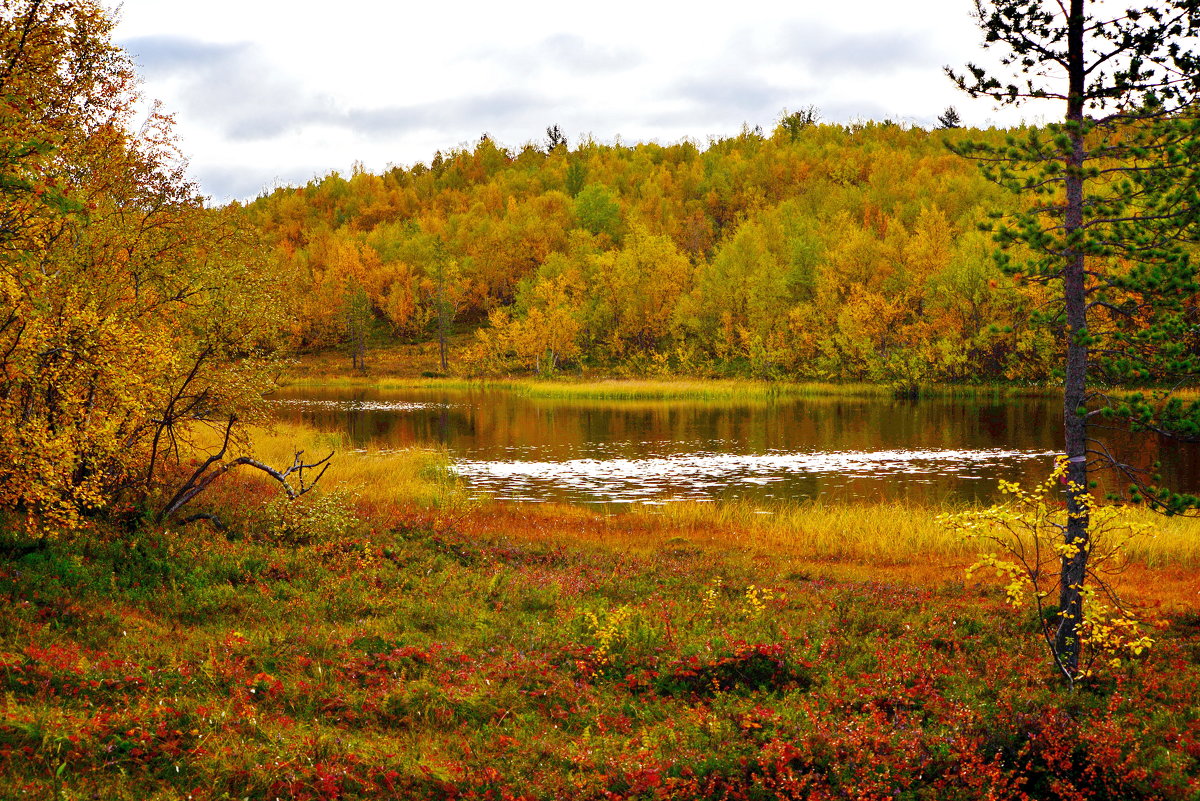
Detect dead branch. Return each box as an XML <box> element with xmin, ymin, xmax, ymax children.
<box><xmin>156</xmin><ymin>415</ymin><xmax>333</xmax><ymax>524</ymax></box>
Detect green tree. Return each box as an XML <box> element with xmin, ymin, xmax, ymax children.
<box><xmin>950</xmin><ymin>0</ymin><xmax>1200</xmax><ymax>680</ymax></box>
<box><xmin>573</xmin><ymin>183</ymin><xmax>622</xmax><ymax>241</ymax></box>
<box><xmin>936</xmin><ymin>106</ymin><xmax>962</xmax><ymax>129</ymax></box>
<box><xmin>564</xmin><ymin>161</ymin><xmax>587</xmax><ymax>198</ymax></box>
<box><xmin>545</xmin><ymin>124</ymin><xmax>568</xmax><ymax>152</ymax></box>
<box><xmin>775</xmin><ymin>105</ymin><xmax>820</xmax><ymax>141</ymax></box>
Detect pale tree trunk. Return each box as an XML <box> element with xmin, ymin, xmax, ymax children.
<box><xmin>1056</xmin><ymin>0</ymin><xmax>1090</xmax><ymax>678</ymax></box>
<box><xmin>437</xmin><ymin>268</ymin><xmax>449</xmax><ymax>373</ymax></box>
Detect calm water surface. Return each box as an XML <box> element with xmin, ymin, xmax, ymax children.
<box><xmin>270</xmin><ymin>386</ymin><xmax>1200</xmax><ymax>507</ymax></box>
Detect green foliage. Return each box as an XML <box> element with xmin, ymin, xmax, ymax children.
<box><xmin>775</xmin><ymin>105</ymin><xmax>820</xmax><ymax>141</ymax></box>
<box><xmin>951</xmin><ymin>0</ymin><xmax>1200</xmax><ymax>676</ymax></box>
<box><xmin>564</xmin><ymin>160</ymin><xmax>587</xmax><ymax>197</ymax></box>
<box><xmin>261</xmin><ymin>490</ymin><xmax>357</xmax><ymax>546</ymax></box>
<box><xmin>936</xmin><ymin>106</ymin><xmax>962</xmax><ymax>129</ymax></box>
<box><xmin>573</xmin><ymin>182</ymin><xmax>623</xmax><ymax>241</ymax></box>
<box><xmin>951</xmin><ymin>0</ymin><xmax>1200</xmax><ymax>505</ymax></box>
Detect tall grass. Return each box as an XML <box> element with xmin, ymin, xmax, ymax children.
<box><xmin>1120</xmin><ymin>507</ymin><xmax>1200</xmax><ymax>567</ymax></box>
<box><xmin>499</xmin><ymin>379</ymin><xmax>882</xmax><ymax>401</ymax></box>
<box><xmin>280</xmin><ymin>375</ymin><xmax>1058</xmax><ymax>402</ymax></box>
<box><xmin>235</xmin><ymin>424</ymin><xmax>1200</xmax><ymax>571</ymax></box>
<box><xmin>241</xmin><ymin>422</ymin><xmax>468</xmax><ymax>509</ymax></box>
<box><xmin>281</xmin><ymin>376</ymin><xmax>491</xmax><ymax>392</ymax></box>
<box><xmin>642</xmin><ymin>499</ymin><xmax>1200</xmax><ymax>568</ymax></box>
<box><xmin>632</xmin><ymin>499</ymin><xmax>975</xmax><ymax>563</ymax></box>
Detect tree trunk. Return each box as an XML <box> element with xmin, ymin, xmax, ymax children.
<box><xmin>438</xmin><ymin>312</ymin><xmax>448</xmax><ymax>372</ymax></box>
<box><xmin>1056</xmin><ymin>0</ymin><xmax>1090</xmax><ymax>679</ymax></box>
<box><xmin>438</xmin><ymin>288</ymin><xmax>449</xmax><ymax>373</ymax></box>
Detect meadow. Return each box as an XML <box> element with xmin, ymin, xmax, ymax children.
<box><xmin>3</xmin><ymin>408</ymin><xmax>1200</xmax><ymax>800</ymax></box>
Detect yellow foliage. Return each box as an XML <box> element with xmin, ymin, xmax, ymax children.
<box><xmin>0</xmin><ymin>3</ymin><xmax>287</xmax><ymax>534</ymax></box>
<box><xmin>582</xmin><ymin>605</ymin><xmax>639</xmax><ymax>668</ymax></box>
<box><xmin>944</xmin><ymin>457</ymin><xmax>1157</xmax><ymax>681</ymax></box>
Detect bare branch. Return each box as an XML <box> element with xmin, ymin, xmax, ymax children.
<box><xmin>156</xmin><ymin>415</ymin><xmax>334</xmax><ymax>523</ymax></box>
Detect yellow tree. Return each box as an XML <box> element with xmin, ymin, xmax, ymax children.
<box><xmin>0</xmin><ymin>1</ymin><xmax>290</xmax><ymax>533</ymax></box>
<box><xmin>585</xmin><ymin>226</ymin><xmax>691</xmax><ymax>357</ymax></box>
<box><xmin>469</xmin><ymin>252</ymin><xmax>585</xmax><ymax>375</ymax></box>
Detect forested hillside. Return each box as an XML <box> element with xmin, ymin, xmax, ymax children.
<box><xmin>244</xmin><ymin>119</ymin><xmax>1060</xmax><ymax>385</ymax></box>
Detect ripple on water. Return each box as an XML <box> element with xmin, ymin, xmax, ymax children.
<box><xmin>450</xmin><ymin>448</ymin><xmax>1059</xmax><ymax>505</ymax></box>
<box><xmin>271</xmin><ymin>399</ymin><xmax>443</xmax><ymax>412</ymax></box>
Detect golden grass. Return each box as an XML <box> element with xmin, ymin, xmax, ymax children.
<box><xmin>277</xmin><ymin>375</ymin><xmax>885</xmax><ymax>399</ymax></box>
<box><xmin>1121</xmin><ymin>506</ymin><xmax>1200</xmax><ymax>567</ymax></box>
<box><xmin>641</xmin><ymin>500</ymin><xmax>1200</xmax><ymax>570</ymax></box>
<box><xmin>431</xmin><ymin>500</ymin><xmax>1199</xmax><ymax>608</ymax></box>
<box><xmin>629</xmin><ymin>499</ymin><xmax>973</xmax><ymax>562</ymax></box>
<box><xmin>242</xmin><ymin>422</ymin><xmax>467</xmax><ymax>509</ymax></box>
<box><xmin>510</xmin><ymin>379</ymin><xmax>1059</xmax><ymax>402</ymax></box>
<box><xmin>1113</xmin><ymin>385</ymin><xmax>1200</xmax><ymax>401</ymax></box>
<box><xmin>238</xmin><ymin>423</ymin><xmax>1200</xmax><ymax>570</ymax></box>
<box><xmin>280</xmin><ymin>373</ymin><xmax>1058</xmax><ymax>404</ymax></box>
<box><xmin>216</xmin><ymin>415</ymin><xmax>1200</xmax><ymax>611</ymax></box>
<box><xmin>496</xmin><ymin>379</ymin><xmax>883</xmax><ymax>401</ymax></box>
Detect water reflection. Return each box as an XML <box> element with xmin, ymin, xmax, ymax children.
<box><xmin>269</xmin><ymin>386</ymin><xmax>1200</xmax><ymax>507</ymax></box>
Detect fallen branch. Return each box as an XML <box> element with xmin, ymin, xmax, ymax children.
<box><xmin>156</xmin><ymin>415</ymin><xmax>333</xmax><ymax>524</ymax></box>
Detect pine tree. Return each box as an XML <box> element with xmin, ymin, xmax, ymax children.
<box><xmin>545</xmin><ymin>124</ymin><xmax>568</xmax><ymax>152</ymax></box>
<box><xmin>949</xmin><ymin>0</ymin><xmax>1200</xmax><ymax>680</ymax></box>
<box><xmin>936</xmin><ymin>106</ymin><xmax>962</xmax><ymax>129</ymax></box>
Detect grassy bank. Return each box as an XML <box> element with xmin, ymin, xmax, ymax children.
<box><xmin>245</xmin><ymin>424</ymin><xmax>1200</xmax><ymax>583</ymax></box>
<box><xmin>280</xmin><ymin>372</ymin><xmax>1058</xmax><ymax>402</ymax></box>
<box><xmin>245</xmin><ymin>422</ymin><xmax>467</xmax><ymax>510</ymax></box>
<box><xmin>281</xmin><ymin>345</ymin><xmax>1060</xmax><ymax>400</ymax></box>
<box><xmin>2</xmin><ymin>479</ymin><xmax>1199</xmax><ymax>800</ymax></box>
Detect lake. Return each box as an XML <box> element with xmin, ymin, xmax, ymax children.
<box><xmin>269</xmin><ymin>386</ymin><xmax>1200</xmax><ymax>507</ymax></box>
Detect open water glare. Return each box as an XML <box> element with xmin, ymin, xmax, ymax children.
<box><xmin>269</xmin><ymin>386</ymin><xmax>1200</xmax><ymax>507</ymax></box>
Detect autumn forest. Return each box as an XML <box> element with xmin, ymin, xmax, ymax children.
<box><xmin>251</xmin><ymin>120</ymin><xmax>1052</xmax><ymax>387</ymax></box>
<box><xmin>4</xmin><ymin>1</ymin><xmax>1200</xmax><ymax>799</ymax></box>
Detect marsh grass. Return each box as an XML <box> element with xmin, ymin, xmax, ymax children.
<box><xmin>1106</xmin><ymin>506</ymin><xmax>1200</xmax><ymax>567</ymax></box>
<box><xmin>501</xmin><ymin>379</ymin><xmax>1057</xmax><ymax>402</ymax></box>
<box><xmin>191</xmin><ymin>422</ymin><xmax>468</xmax><ymax>511</ymax></box>
<box><xmin>491</xmin><ymin>379</ymin><xmax>882</xmax><ymax>401</ymax></box>
<box><xmin>232</xmin><ymin>422</ymin><xmax>1200</xmax><ymax>573</ymax></box>
<box><xmin>634</xmin><ymin>499</ymin><xmax>975</xmax><ymax>562</ymax></box>
<box><xmin>281</xmin><ymin>374</ymin><xmax>1058</xmax><ymax>403</ymax></box>
<box><xmin>667</xmin><ymin>498</ymin><xmax>1200</xmax><ymax>570</ymax></box>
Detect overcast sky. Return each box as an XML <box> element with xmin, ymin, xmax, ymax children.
<box><xmin>111</xmin><ymin>0</ymin><xmax>1042</xmax><ymax>204</ymax></box>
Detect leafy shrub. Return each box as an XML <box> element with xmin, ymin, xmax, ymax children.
<box><xmin>261</xmin><ymin>490</ymin><xmax>357</xmax><ymax>545</ymax></box>
<box><xmin>629</xmin><ymin>642</ymin><xmax>814</xmax><ymax>698</ymax></box>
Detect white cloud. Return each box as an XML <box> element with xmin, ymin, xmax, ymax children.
<box><xmin>112</xmin><ymin>0</ymin><xmax>1032</xmax><ymax>202</ymax></box>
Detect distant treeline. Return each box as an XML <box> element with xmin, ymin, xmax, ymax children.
<box><xmin>243</xmin><ymin>118</ymin><xmax>1063</xmax><ymax>386</ymax></box>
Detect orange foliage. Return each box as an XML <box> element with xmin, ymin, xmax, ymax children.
<box><xmin>245</xmin><ymin>117</ymin><xmax>1061</xmax><ymax>383</ymax></box>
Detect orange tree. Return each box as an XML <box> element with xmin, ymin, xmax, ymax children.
<box><xmin>0</xmin><ymin>1</ymin><xmax>289</xmax><ymax>534</ymax></box>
